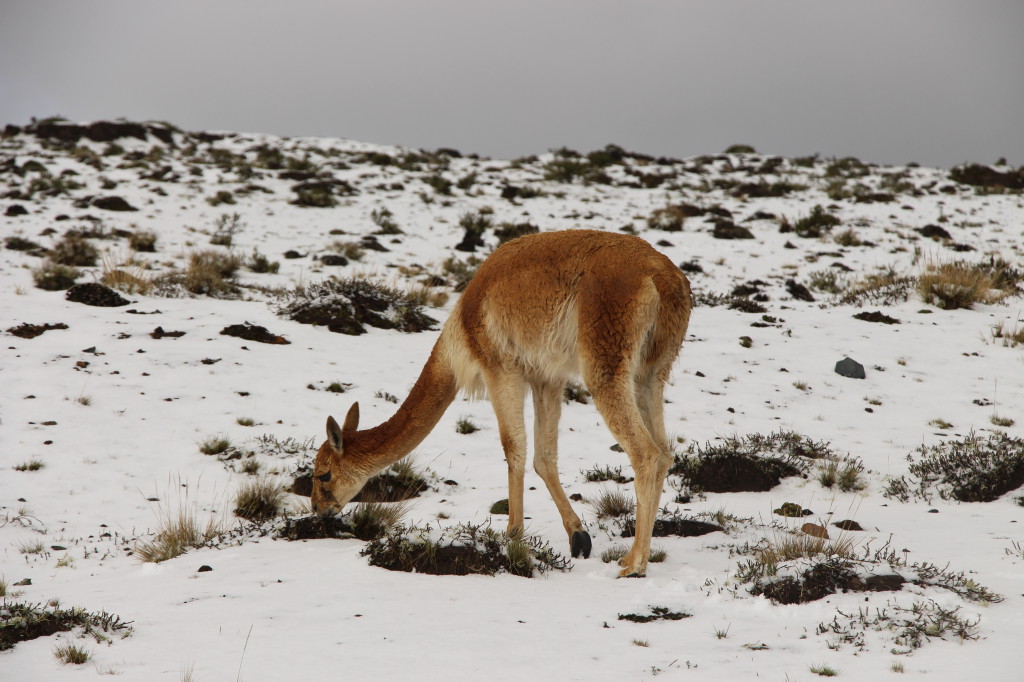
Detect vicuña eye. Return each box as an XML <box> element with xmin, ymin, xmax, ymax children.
<box><xmin>316</xmin><ymin>472</ymin><xmax>332</xmax><ymax>483</ymax></box>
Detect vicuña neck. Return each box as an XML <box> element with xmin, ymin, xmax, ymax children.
<box><xmin>354</xmin><ymin>338</ymin><xmax>458</xmax><ymax>468</ymax></box>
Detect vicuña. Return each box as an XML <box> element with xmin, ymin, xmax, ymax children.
<box><xmin>311</xmin><ymin>229</ymin><xmax>692</xmax><ymax>577</ymax></box>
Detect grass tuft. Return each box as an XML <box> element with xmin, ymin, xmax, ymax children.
<box><xmin>54</xmin><ymin>641</ymin><xmax>92</xmax><ymax>665</ymax></box>
<box><xmin>233</xmin><ymin>477</ymin><xmax>287</xmax><ymax>521</ymax></box>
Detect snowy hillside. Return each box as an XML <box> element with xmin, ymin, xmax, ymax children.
<box><xmin>2</xmin><ymin>119</ymin><xmax>1023</xmax><ymax>680</ymax></box>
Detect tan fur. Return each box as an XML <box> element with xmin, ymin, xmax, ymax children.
<box><xmin>312</xmin><ymin>229</ymin><xmax>692</xmax><ymax>577</ymax></box>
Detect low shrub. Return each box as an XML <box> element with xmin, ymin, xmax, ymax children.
<box><xmin>362</xmin><ymin>522</ymin><xmax>571</xmax><ymax>577</ymax></box>
<box><xmin>884</xmin><ymin>431</ymin><xmax>1024</xmax><ymax>503</ymax></box>
<box><xmin>276</xmin><ymin>277</ymin><xmax>437</xmax><ymax>335</ymax></box>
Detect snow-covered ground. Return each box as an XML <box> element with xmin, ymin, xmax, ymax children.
<box><xmin>2</xmin><ymin>121</ymin><xmax>1022</xmax><ymax>680</ymax></box>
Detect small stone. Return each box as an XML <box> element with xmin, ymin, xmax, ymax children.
<box><xmin>801</xmin><ymin>523</ymin><xmax>829</xmax><ymax>539</ymax></box>
<box><xmin>835</xmin><ymin>357</ymin><xmax>866</xmax><ymax>379</ymax></box>
<box><xmin>197</xmin><ymin>565</ymin><xmax>213</xmax><ymax>572</ymax></box>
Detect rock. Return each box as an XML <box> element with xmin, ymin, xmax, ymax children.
<box><xmin>834</xmin><ymin>357</ymin><xmax>866</xmax><ymax>379</ymax></box>
<box><xmin>197</xmin><ymin>565</ymin><xmax>213</xmax><ymax>573</ymax></box>
<box><xmin>774</xmin><ymin>502</ymin><xmax>811</xmax><ymax>517</ymax></box>
<box><xmin>92</xmin><ymin>196</ymin><xmax>138</xmax><ymax>212</ymax></box>
<box><xmin>5</xmin><ymin>203</ymin><xmax>28</xmax><ymax>216</ymax></box>
<box><xmin>801</xmin><ymin>523</ymin><xmax>829</xmax><ymax>539</ymax></box>
<box><xmin>65</xmin><ymin>283</ymin><xmax>129</xmax><ymax>307</ymax></box>
<box><xmin>712</xmin><ymin>220</ymin><xmax>754</xmax><ymax>240</ymax></box>
<box><xmin>833</xmin><ymin>519</ymin><xmax>863</xmax><ymax>531</ymax></box>
<box><xmin>319</xmin><ymin>254</ymin><xmax>349</xmax><ymax>266</ymax></box>
<box><xmin>918</xmin><ymin>224</ymin><xmax>952</xmax><ymax>240</ymax></box>
<box><xmin>220</xmin><ymin>323</ymin><xmax>290</xmax><ymax>345</ymax></box>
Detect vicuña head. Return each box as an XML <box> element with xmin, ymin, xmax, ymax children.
<box><xmin>311</xmin><ymin>229</ymin><xmax>692</xmax><ymax>577</ymax></box>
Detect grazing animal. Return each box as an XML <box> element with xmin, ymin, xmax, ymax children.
<box><xmin>311</xmin><ymin>229</ymin><xmax>692</xmax><ymax>577</ymax></box>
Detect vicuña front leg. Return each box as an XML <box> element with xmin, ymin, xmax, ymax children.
<box><xmin>532</xmin><ymin>381</ymin><xmax>590</xmax><ymax>558</ymax></box>
<box><xmin>486</xmin><ymin>372</ymin><xmax>528</xmax><ymax>535</ymax></box>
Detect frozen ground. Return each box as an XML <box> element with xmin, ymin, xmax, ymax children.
<box><xmin>1</xmin><ymin>121</ymin><xmax>1023</xmax><ymax>680</ymax></box>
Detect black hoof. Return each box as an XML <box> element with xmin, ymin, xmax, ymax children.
<box><xmin>571</xmin><ymin>530</ymin><xmax>592</xmax><ymax>559</ymax></box>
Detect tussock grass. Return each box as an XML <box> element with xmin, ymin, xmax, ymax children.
<box><xmin>135</xmin><ymin>484</ymin><xmax>223</xmax><ymax>563</ymax></box>
<box><xmin>233</xmin><ymin>477</ymin><xmax>287</xmax><ymax>521</ymax></box>
<box><xmin>32</xmin><ymin>260</ymin><xmax>80</xmax><ymax>290</ymax></box>
<box><xmin>991</xmin><ymin>320</ymin><xmax>1024</xmax><ymax>347</ymax></box>
<box><xmin>100</xmin><ymin>252</ymin><xmax>153</xmax><ymax>294</ymax></box>
<box><xmin>198</xmin><ymin>435</ymin><xmax>232</xmax><ymax>455</ymax></box>
<box><xmin>13</xmin><ymin>458</ymin><xmax>44</xmax><ymax>471</ymax></box>
<box><xmin>50</xmin><ymin>232</ymin><xmax>99</xmax><ymax>266</ymax></box>
<box><xmin>817</xmin><ymin>457</ymin><xmax>866</xmax><ymax>492</ymax></box>
<box><xmin>589</xmin><ymin>488</ymin><xmax>635</xmax><ymax>519</ymax></box>
<box><xmin>918</xmin><ymin>257</ymin><xmax>1012</xmax><ymax>309</ymax></box>
<box><xmin>54</xmin><ymin>641</ymin><xmax>92</xmax><ymax>665</ymax></box>
<box><xmin>348</xmin><ymin>501</ymin><xmax>411</xmax><ymax>540</ymax></box>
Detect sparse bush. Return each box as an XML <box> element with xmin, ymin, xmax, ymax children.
<box><xmin>456</xmin><ymin>416</ymin><xmax>480</xmax><ymax>434</ymax></box>
<box><xmin>247</xmin><ymin>248</ymin><xmax>280</xmax><ymax>274</ymax></box>
<box><xmin>371</xmin><ymin>207</ymin><xmax>402</xmax><ymax>234</ymax></box>
<box><xmin>455</xmin><ymin>210</ymin><xmax>493</xmax><ymax>252</ymax></box>
<box><xmin>581</xmin><ymin>464</ymin><xmax>632</xmax><ymax>484</ymax></box>
<box><xmin>793</xmin><ymin>205</ymin><xmax>841</xmax><ymax>238</ymax></box>
<box><xmin>4</xmin><ymin>235</ymin><xmax>43</xmax><ymax>252</ymax></box>
<box><xmin>276</xmin><ymin>277</ymin><xmax>438</xmax><ymax>335</ymax></box>
<box><xmin>884</xmin><ymin>431</ymin><xmax>1024</xmax><ymax>503</ymax></box>
<box><xmin>817</xmin><ymin>457</ymin><xmax>866</xmax><ymax>492</ymax></box>
<box><xmin>165</xmin><ymin>249</ymin><xmax>242</xmax><ymax>297</ymax></box>
<box><xmin>210</xmin><ymin>212</ymin><xmax>243</xmax><ymax>246</ymax></box>
<box><xmin>128</xmin><ymin>230</ymin><xmax>157</xmax><ymax>252</ymax></box>
<box><xmin>493</xmin><ymin>221</ymin><xmax>539</xmax><ymax>244</ymax></box>
<box><xmin>647</xmin><ymin>205</ymin><xmax>687</xmax><ymax>232</ymax></box>
<box><xmin>836</xmin><ymin>269</ymin><xmax>915</xmax><ymax>306</ymax></box>
<box><xmin>0</xmin><ymin>601</ymin><xmax>133</xmax><ymax>653</ymax></box>
<box><xmin>49</xmin><ymin>232</ymin><xmax>99</xmax><ymax>266</ymax></box>
<box><xmin>32</xmin><ymin>261</ymin><xmax>81</xmax><ymax>290</ymax></box>
<box><xmin>362</xmin><ymin>522</ymin><xmax>570</xmax><ymax>577</ymax></box>
<box><xmin>207</xmin><ymin>190</ymin><xmax>236</xmax><ymax>207</ymax></box>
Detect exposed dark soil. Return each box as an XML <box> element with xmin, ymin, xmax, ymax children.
<box><xmin>65</xmin><ymin>283</ymin><xmax>129</xmax><ymax>307</ymax></box>
<box><xmin>150</xmin><ymin>326</ymin><xmax>185</xmax><ymax>339</ymax></box>
<box><xmin>672</xmin><ymin>453</ymin><xmax>803</xmax><ymax>493</ymax></box>
<box><xmin>619</xmin><ymin>514</ymin><xmax>723</xmax><ymax>538</ymax></box>
<box><xmin>854</xmin><ymin>310</ymin><xmax>901</xmax><ymax>324</ymax></box>
<box><xmin>6</xmin><ymin>322</ymin><xmax>68</xmax><ymax>339</ymax></box>
<box><xmin>276</xmin><ymin>514</ymin><xmax>356</xmax><ymax>541</ymax></box>
<box><xmin>220</xmin><ymin>323</ymin><xmax>290</xmax><ymax>345</ymax></box>
<box><xmin>751</xmin><ymin>560</ymin><xmax>907</xmax><ymax>604</ymax></box>
<box><xmin>278</xmin><ymin>278</ymin><xmax>437</xmax><ymax>336</ymax></box>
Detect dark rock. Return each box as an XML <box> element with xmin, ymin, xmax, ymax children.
<box><xmin>283</xmin><ymin>250</ymin><xmax>305</xmax><ymax>259</ymax></box>
<box><xmin>197</xmin><ymin>565</ymin><xmax>213</xmax><ymax>573</ymax></box>
<box><xmin>65</xmin><ymin>283</ymin><xmax>129</xmax><ymax>307</ymax></box>
<box><xmin>835</xmin><ymin>357</ymin><xmax>866</xmax><ymax>379</ymax></box>
<box><xmin>150</xmin><ymin>327</ymin><xmax>185</xmax><ymax>339</ymax></box>
<box><xmin>5</xmin><ymin>203</ymin><xmax>28</xmax><ymax>216</ymax></box>
<box><xmin>320</xmin><ymin>254</ymin><xmax>349</xmax><ymax>266</ymax></box>
<box><xmin>92</xmin><ymin>196</ymin><xmax>138</xmax><ymax>212</ymax></box>
<box><xmin>853</xmin><ymin>311</ymin><xmax>900</xmax><ymax>325</ymax></box>
<box><xmin>833</xmin><ymin>519</ymin><xmax>864</xmax><ymax>531</ymax></box>
<box><xmin>220</xmin><ymin>324</ymin><xmax>290</xmax><ymax>345</ymax></box>
<box><xmin>679</xmin><ymin>260</ymin><xmax>703</xmax><ymax>274</ymax></box>
<box><xmin>918</xmin><ymin>224</ymin><xmax>952</xmax><ymax>240</ymax></box>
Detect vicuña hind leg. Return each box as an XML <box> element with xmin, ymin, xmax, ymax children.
<box><xmin>531</xmin><ymin>381</ymin><xmax>590</xmax><ymax>558</ymax></box>
<box><xmin>590</xmin><ymin>384</ymin><xmax>670</xmax><ymax>577</ymax></box>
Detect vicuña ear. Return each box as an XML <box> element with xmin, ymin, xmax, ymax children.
<box><xmin>343</xmin><ymin>402</ymin><xmax>360</xmax><ymax>437</ymax></box>
<box><xmin>326</xmin><ymin>415</ymin><xmax>344</xmax><ymax>453</ymax></box>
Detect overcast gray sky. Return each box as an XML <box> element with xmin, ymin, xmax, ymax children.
<box><xmin>2</xmin><ymin>1</ymin><xmax>1021</xmax><ymax>167</ymax></box>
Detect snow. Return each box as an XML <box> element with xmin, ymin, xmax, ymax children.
<box><xmin>2</xmin><ymin>124</ymin><xmax>1023</xmax><ymax>680</ymax></box>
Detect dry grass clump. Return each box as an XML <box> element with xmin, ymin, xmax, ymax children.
<box><xmin>233</xmin><ymin>477</ymin><xmax>288</xmax><ymax>521</ymax></box>
<box><xmin>817</xmin><ymin>457</ymin><xmax>867</xmax><ymax>492</ymax></box>
<box><xmin>917</xmin><ymin>258</ymin><xmax>1013</xmax><ymax>309</ymax></box>
<box><xmin>135</xmin><ymin>506</ymin><xmax>222</xmax><ymax>563</ymax></box>
<box><xmin>991</xmin><ymin>320</ymin><xmax>1024</xmax><ymax>347</ymax></box>
<box><xmin>32</xmin><ymin>261</ymin><xmax>80</xmax><ymax>290</ymax></box>
<box><xmin>100</xmin><ymin>252</ymin><xmax>153</xmax><ymax>294</ymax></box>
<box><xmin>54</xmin><ymin>641</ymin><xmax>92</xmax><ymax>665</ymax></box>
<box><xmin>589</xmin><ymin>488</ymin><xmax>636</xmax><ymax>518</ymax></box>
